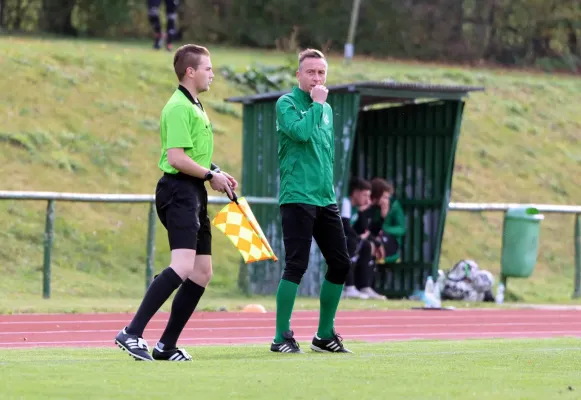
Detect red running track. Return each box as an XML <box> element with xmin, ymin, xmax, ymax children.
<box><xmin>1</xmin><ymin>309</ymin><xmax>580</xmax><ymax>348</ymax></box>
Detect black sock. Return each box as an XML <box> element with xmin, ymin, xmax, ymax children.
<box><xmin>157</xmin><ymin>279</ymin><xmax>206</xmax><ymax>350</ymax></box>
<box><xmin>126</xmin><ymin>267</ymin><xmax>183</xmax><ymax>337</ymax></box>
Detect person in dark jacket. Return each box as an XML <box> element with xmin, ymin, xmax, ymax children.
<box><xmin>360</xmin><ymin>178</ymin><xmax>406</xmax><ymax>265</ymax></box>
<box><xmin>341</xmin><ymin>177</ymin><xmax>384</xmax><ymax>299</ymax></box>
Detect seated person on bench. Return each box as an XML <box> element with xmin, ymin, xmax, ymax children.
<box><xmin>359</xmin><ymin>177</ymin><xmax>406</xmax><ymax>265</ymax></box>
<box><xmin>340</xmin><ymin>177</ymin><xmax>386</xmax><ymax>300</ymax></box>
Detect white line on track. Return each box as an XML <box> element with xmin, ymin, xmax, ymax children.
<box><xmin>1</xmin><ymin>313</ymin><xmax>579</xmax><ymax>325</ymax></box>
<box><xmin>1</xmin><ymin>330</ymin><xmax>581</xmax><ymax>347</ymax></box>
<box><xmin>3</xmin><ymin>321</ymin><xmax>581</xmax><ymax>335</ymax></box>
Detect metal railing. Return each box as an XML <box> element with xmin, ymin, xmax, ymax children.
<box><xmin>0</xmin><ymin>191</ymin><xmax>277</xmax><ymax>299</ymax></box>
<box><xmin>1</xmin><ymin>191</ymin><xmax>580</xmax><ymax>299</ymax></box>
<box><xmin>449</xmin><ymin>202</ymin><xmax>581</xmax><ymax>299</ymax></box>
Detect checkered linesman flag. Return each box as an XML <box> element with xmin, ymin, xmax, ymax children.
<box><xmin>211</xmin><ymin>194</ymin><xmax>278</xmax><ymax>263</ymax></box>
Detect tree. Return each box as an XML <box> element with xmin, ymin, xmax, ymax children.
<box><xmin>40</xmin><ymin>0</ymin><xmax>76</xmax><ymax>36</ymax></box>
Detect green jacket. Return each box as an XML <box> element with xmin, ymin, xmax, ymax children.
<box><xmin>275</xmin><ymin>86</ymin><xmax>336</xmax><ymax>206</ymax></box>
<box><xmin>364</xmin><ymin>198</ymin><xmax>407</xmax><ymax>243</ymax></box>
<box><xmin>382</xmin><ymin>197</ymin><xmax>406</xmax><ymax>242</ymax></box>
<box><xmin>383</xmin><ymin>198</ymin><xmax>406</xmax><ymax>263</ymax></box>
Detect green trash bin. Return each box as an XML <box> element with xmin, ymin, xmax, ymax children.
<box><xmin>500</xmin><ymin>207</ymin><xmax>544</xmax><ymax>279</ymax></box>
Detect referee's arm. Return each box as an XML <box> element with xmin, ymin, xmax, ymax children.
<box><xmin>167</xmin><ymin>148</ymin><xmax>210</xmax><ymax>179</ymax></box>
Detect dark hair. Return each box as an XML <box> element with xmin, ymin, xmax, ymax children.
<box><xmin>348</xmin><ymin>177</ymin><xmax>371</xmax><ymax>196</ymax></box>
<box><xmin>173</xmin><ymin>44</ymin><xmax>210</xmax><ymax>80</ymax></box>
<box><xmin>370</xmin><ymin>177</ymin><xmax>394</xmax><ymax>201</ymax></box>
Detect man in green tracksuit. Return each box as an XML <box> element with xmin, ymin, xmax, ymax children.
<box><xmin>270</xmin><ymin>49</ymin><xmax>352</xmax><ymax>354</ymax></box>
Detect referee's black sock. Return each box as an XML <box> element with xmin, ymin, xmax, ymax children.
<box><xmin>126</xmin><ymin>267</ymin><xmax>183</xmax><ymax>337</ymax></box>
<box><xmin>157</xmin><ymin>279</ymin><xmax>206</xmax><ymax>350</ymax></box>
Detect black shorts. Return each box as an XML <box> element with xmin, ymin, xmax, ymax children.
<box><xmin>155</xmin><ymin>172</ymin><xmax>212</xmax><ymax>254</ymax></box>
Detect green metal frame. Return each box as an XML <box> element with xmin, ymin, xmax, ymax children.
<box><xmin>145</xmin><ymin>202</ymin><xmax>157</xmax><ymax>291</ymax></box>
<box><xmin>347</xmin><ymin>98</ymin><xmax>467</xmax><ymax>298</ymax></box>
<box><xmin>231</xmin><ymin>90</ymin><xmax>472</xmax><ymax>298</ymax></box>
<box><xmin>43</xmin><ymin>200</ymin><xmax>55</xmax><ymax>299</ymax></box>
<box><xmin>431</xmin><ymin>100</ymin><xmax>466</xmax><ymax>279</ymax></box>
<box><xmin>357</xmin><ymin>88</ymin><xmax>467</xmax><ymax>101</ymax></box>
<box><xmin>335</xmin><ymin>92</ymin><xmax>362</xmax><ymax>201</ymax></box>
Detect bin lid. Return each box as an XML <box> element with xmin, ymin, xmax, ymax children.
<box><xmin>505</xmin><ymin>206</ymin><xmax>544</xmax><ymax>221</ymax></box>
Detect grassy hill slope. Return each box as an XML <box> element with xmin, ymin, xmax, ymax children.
<box><xmin>1</xmin><ymin>35</ymin><xmax>580</xmax><ymax>308</ymax></box>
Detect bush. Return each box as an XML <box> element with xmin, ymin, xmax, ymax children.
<box><xmin>218</xmin><ymin>63</ymin><xmax>296</xmax><ymax>95</ymax></box>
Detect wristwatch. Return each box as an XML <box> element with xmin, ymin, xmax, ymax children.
<box><xmin>204</xmin><ymin>170</ymin><xmax>214</xmax><ymax>181</ymax></box>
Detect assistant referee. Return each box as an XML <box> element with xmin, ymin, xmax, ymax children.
<box><xmin>115</xmin><ymin>44</ymin><xmax>238</xmax><ymax>362</ymax></box>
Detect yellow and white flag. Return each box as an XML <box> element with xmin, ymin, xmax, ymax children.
<box><xmin>212</xmin><ymin>194</ymin><xmax>278</xmax><ymax>264</ymax></box>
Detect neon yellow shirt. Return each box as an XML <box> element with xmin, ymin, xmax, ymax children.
<box><xmin>158</xmin><ymin>88</ymin><xmax>214</xmax><ymax>174</ymax></box>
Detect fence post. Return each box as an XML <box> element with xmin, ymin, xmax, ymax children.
<box><xmin>43</xmin><ymin>200</ymin><xmax>55</xmax><ymax>299</ymax></box>
<box><xmin>573</xmin><ymin>214</ymin><xmax>581</xmax><ymax>299</ymax></box>
<box><xmin>145</xmin><ymin>202</ymin><xmax>156</xmax><ymax>291</ymax></box>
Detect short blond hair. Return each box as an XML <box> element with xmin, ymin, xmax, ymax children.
<box><xmin>298</xmin><ymin>48</ymin><xmax>326</xmax><ymax>67</ymax></box>
<box><xmin>173</xmin><ymin>44</ymin><xmax>210</xmax><ymax>80</ymax></box>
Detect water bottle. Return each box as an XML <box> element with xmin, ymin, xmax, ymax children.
<box><xmin>435</xmin><ymin>273</ymin><xmax>445</xmax><ymax>302</ymax></box>
<box><xmin>496</xmin><ymin>282</ymin><xmax>505</xmax><ymax>305</ymax></box>
<box><xmin>425</xmin><ymin>276</ymin><xmax>434</xmax><ymax>293</ymax></box>
<box><xmin>423</xmin><ymin>276</ymin><xmax>440</xmax><ymax>308</ymax></box>
<box><xmin>432</xmin><ymin>283</ymin><xmax>442</xmax><ymax>308</ymax></box>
